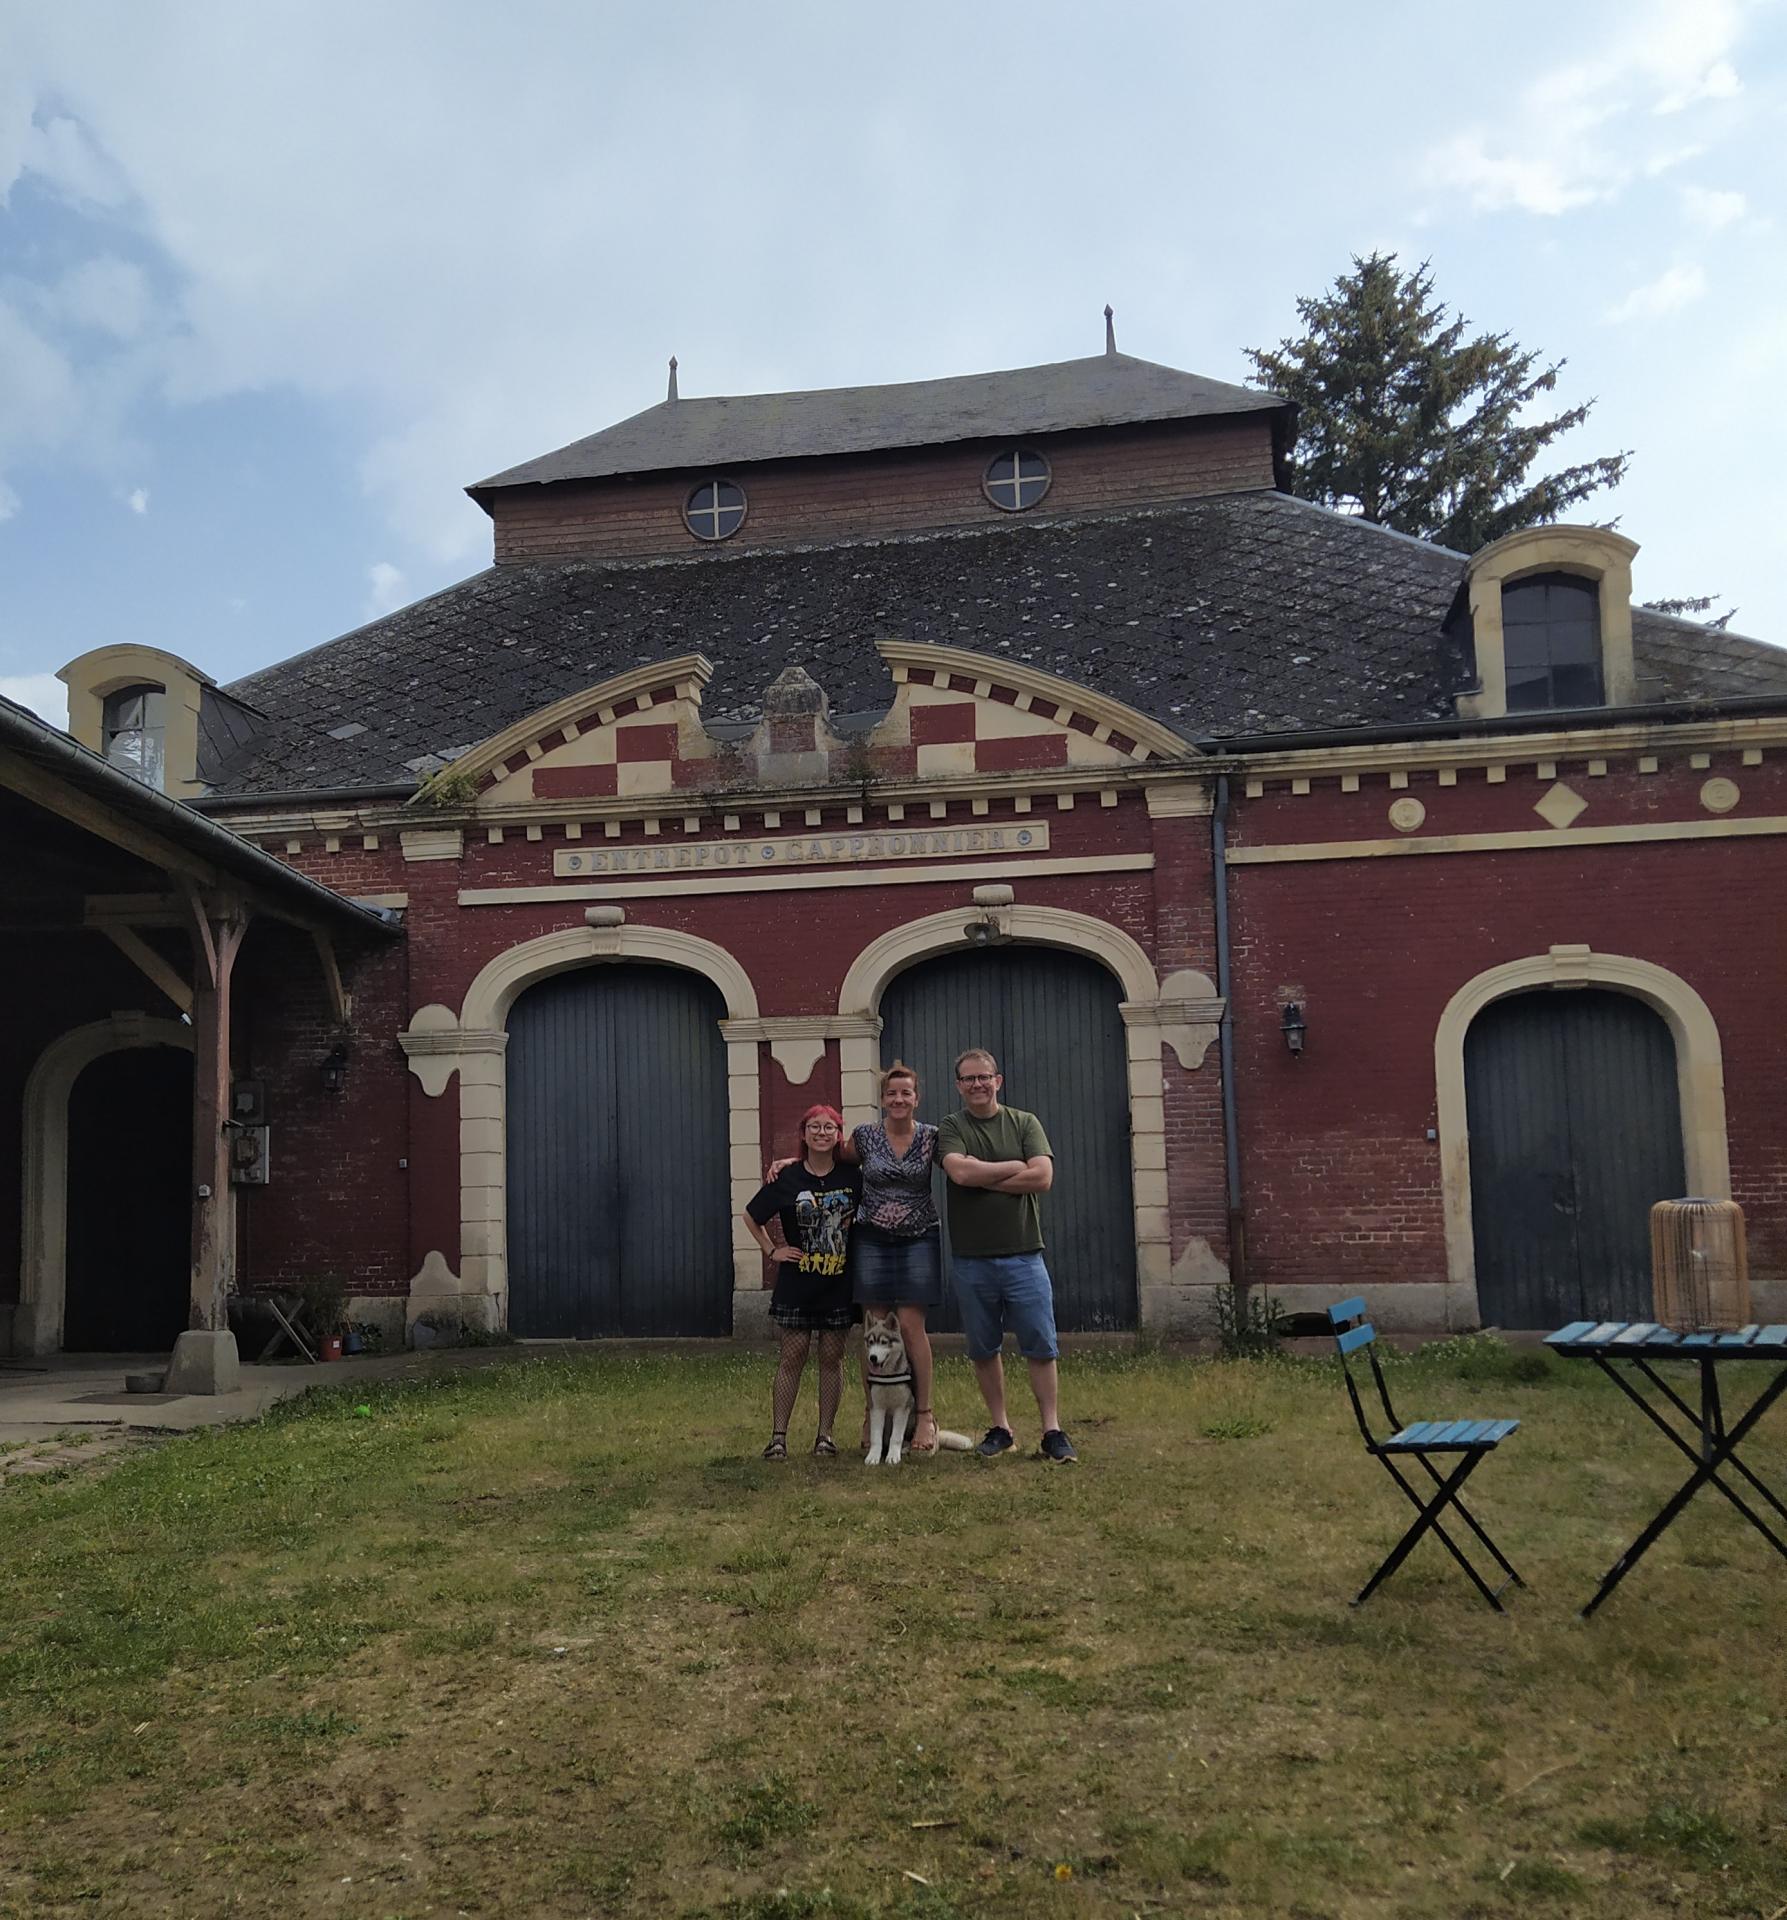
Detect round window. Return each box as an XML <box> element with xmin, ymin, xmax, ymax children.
<box><xmin>983</xmin><ymin>449</ymin><xmax>1051</xmax><ymax>512</ymax></box>
<box><xmin>684</xmin><ymin>479</ymin><xmax>747</xmax><ymax>541</ymax></box>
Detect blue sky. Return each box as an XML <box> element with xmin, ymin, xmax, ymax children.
<box><xmin>2</xmin><ymin>0</ymin><xmax>1783</xmax><ymax>728</ymax></box>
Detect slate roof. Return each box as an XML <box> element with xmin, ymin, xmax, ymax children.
<box><xmin>211</xmin><ymin>491</ymin><xmax>1787</xmax><ymax>800</ymax></box>
<box><xmin>471</xmin><ymin>352</ymin><xmax>1287</xmax><ymax>492</ymax></box>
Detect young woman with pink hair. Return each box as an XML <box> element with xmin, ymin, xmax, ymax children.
<box><xmin>742</xmin><ymin>1104</ymin><xmax>862</xmax><ymax>1459</ymax></box>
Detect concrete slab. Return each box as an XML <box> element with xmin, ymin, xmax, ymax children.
<box><xmin>0</xmin><ymin>1348</ymin><xmax>512</xmax><ymax>1437</ymax></box>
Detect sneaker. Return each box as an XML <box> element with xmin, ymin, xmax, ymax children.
<box><xmin>1038</xmin><ymin>1429</ymin><xmax>1078</xmax><ymax>1463</ymax></box>
<box><xmin>975</xmin><ymin>1426</ymin><xmax>1016</xmax><ymax>1458</ymax></box>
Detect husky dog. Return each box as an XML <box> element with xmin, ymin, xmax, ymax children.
<box><xmin>863</xmin><ymin>1310</ymin><xmax>974</xmax><ymax>1465</ymax></box>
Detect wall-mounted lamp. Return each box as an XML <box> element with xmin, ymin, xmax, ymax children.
<box><xmin>321</xmin><ymin>1042</ymin><xmax>351</xmax><ymax>1094</ymax></box>
<box><xmin>965</xmin><ymin>882</ymin><xmax>1014</xmax><ymax>947</ymax></box>
<box><xmin>1280</xmin><ymin>1002</ymin><xmax>1307</xmax><ymax>1058</ymax></box>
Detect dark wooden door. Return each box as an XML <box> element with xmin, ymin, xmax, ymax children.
<box><xmin>506</xmin><ymin>964</ymin><xmax>732</xmax><ymax>1336</ymax></box>
<box><xmin>879</xmin><ymin>946</ymin><xmax>1135</xmax><ymax>1331</ymax></box>
<box><xmin>64</xmin><ymin>1046</ymin><xmax>192</xmax><ymax>1351</ymax></box>
<box><xmin>1466</xmin><ymin>989</ymin><xmax>1686</xmax><ymax>1328</ymax></box>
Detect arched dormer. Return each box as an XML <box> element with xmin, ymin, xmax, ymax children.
<box><xmin>1456</xmin><ymin>525</ymin><xmax>1638</xmax><ymax>723</ymax></box>
<box><xmin>59</xmin><ymin>644</ymin><xmax>215</xmax><ymax>799</ymax></box>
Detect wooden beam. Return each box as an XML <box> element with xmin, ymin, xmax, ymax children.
<box><xmin>0</xmin><ymin>749</ymin><xmax>220</xmax><ymax>885</ymax></box>
<box><xmin>190</xmin><ymin>907</ymin><xmax>251</xmax><ymax>1333</ymax></box>
<box><xmin>180</xmin><ymin>881</ymin><xmax>221</xmax><ymax>990</ymax></box>
<box><xmin>99</xmin><ymin>925</ymin><xmax>194</xmax><ymax>1014</ymax></box>
<box><xmin>84</xmin><ymin>892</ymin><xmax>187</xmax><ymax>928</ymax></box>
<box><xmin>311</xmin><ymin>930</ymin><xmax>351</xmax><ymax>1024</ymax></box>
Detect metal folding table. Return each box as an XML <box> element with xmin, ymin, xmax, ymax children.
<box><xmin>1545</xmin><ymin>1320</ymin><xmax>1787</xmax><ymax>1616</ymax></box>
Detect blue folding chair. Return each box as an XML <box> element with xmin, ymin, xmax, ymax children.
<box><xmin>1328</xmin><ymin>1298</ymin><xmax>1525</xmax><ymax>1611</ymax></box>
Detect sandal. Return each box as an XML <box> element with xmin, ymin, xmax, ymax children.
<box><xmin>761</xmin><ymin>1434</ymin><xmax>788</xmax><ymax>1461</ymax></box>
<box><xmin>812</xmin><ymin>1435</ymin><xmax>838</xmax><ymax>1457</ymax></box>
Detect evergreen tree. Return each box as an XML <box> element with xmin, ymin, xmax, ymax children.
<box><xmin>1247</xmin><ymin>253</ymin><xmax>1630</xmax><ymax>553</ymax></box>
<box><xmin>1643</xmin><ymin>594</ymin><xmax>1737</xmax><ymax>631</ymax></box>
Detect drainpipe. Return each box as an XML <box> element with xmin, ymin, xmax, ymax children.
<box><xmin>1212</xmin><ymin>774</ymin><xmax>1245</xmax><ymax>1286</ymax></box>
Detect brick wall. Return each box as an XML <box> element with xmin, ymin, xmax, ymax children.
<box><xmin>1226</xmin><ymin>755</ymin><xmax>1787</xmax><ymax>1307</ymax></box>
<box><xmin>231</xmin><ymin>921</ymin><xmax>412</xmax><ymax>1301</ymax></box>
<box><xmin>486</xmin><ymin>418</ymin><xmax>1277</xmax><ymax>564</ymax></box>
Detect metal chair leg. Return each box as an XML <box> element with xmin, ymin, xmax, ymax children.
<box><xmin>1356</xmin><ymin>1454</ymin><xmax>1502</xmax><ymax>1610</ymax></box>
<box><xmin>1408</xmin><ymin>1452</ymin><xmax>1526</xmax><ymax>1586</ymax></box>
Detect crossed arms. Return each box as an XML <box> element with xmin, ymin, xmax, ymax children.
<box><xmin>941</xmin><ymin>1152</ymin><xmax>1053</xmax><ymax>1195</ymax></box>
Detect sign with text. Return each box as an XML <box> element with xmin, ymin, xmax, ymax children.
<box><xmin>553</xmin><ymin>821</ymin><xmax>1051</xmax><ymax>879</ymax></box>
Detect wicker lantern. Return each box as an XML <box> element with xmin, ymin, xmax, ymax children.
<box><xmin>1650</xmin><ymin>1198</ymin><xmax>1749</xmax><ymax>1331</ymax></box>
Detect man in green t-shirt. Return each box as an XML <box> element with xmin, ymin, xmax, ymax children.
<box><xmin>937</xmin><ymin>1047</ymin><xmax>1078</xmax><ymax>1463</ymax></box>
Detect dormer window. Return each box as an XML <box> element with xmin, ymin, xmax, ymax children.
<box><xmin>983</xmin><ymin>449</ymin><xmax>1051</xmax><ymax>512</ymax></box>
<box><xmin>1456</xmin><ymin>526</ymin><xmax>1637</xmax><ymax>723</ymax></box>
<box><xmin>683</xmin><ymin>479</ymin><xmax>746</xmax><ymax>542</ymax></box>
<box><xmin>1502</xmin><ymin>574</ymin><xmax>1602</xmax><ymax>711</ymax></box>
<box><xmin>102</xmin><ymin>683</ymin><xmax>167</xmax><ymax>788</ymax></box>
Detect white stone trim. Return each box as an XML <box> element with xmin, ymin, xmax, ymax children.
<box><xmin>459</xmin><ymin>923</ymin><xmax>759</xmax><ymax>1030</ymax></box>
<box><xmin>411</xmin><ymin>924</ymin><xmax>763</xmax><ymax>1326</ymax></box>
<box><xmin>1434</xmin><ymin>946</ymin><xmax>1730</xmax><ymax>1327</ymax></box>
<box><xmin>835</xmin><ymin>904</ymin><xmax>1200</xmax><ymax>1331</ymax></box>
<box><xmin>18</xmin><ymin>1014</ymin><xmax>193</xmax><ymax>1355</ymax></box>
<box><xmin>458</xmin><ymin>851</ymin><xmax>1151</xmax><ymax>907</ymax></box>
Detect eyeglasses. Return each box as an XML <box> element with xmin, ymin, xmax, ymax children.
<box><xmin>956</xmin><ymin>1074</ymin><xmax>998</xmax><ymax>1085</ymax></box>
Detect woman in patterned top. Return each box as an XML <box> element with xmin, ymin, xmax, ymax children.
<box><xmin>766</xmin><ymin>1063</ymin><xmax>945</xmax><ymax>1453</ymax></box>
<box><xmin>849</xmin><ymin>1061</ymin><xmax>945</xmax><ymax>1454</ymax></box>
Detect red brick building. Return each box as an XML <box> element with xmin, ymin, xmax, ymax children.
<box><xmin>17</xmin><ymin>339</ymin><xmax>1787</xmax><ymax>1362</ymax></box>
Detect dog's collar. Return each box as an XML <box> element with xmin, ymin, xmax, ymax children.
<box><xmin>869</xmin><ymin>1370</ymin><xmax>914</xmax><ymax>1388</ymax></box>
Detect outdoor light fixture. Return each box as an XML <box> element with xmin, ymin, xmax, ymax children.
<box><xmin>321</xmin><ymin>1042</ymin><xmax>350</xmax><ymax>1094</ymax></box>
<box><xmin>1280</xmin><ymin>1002</ymin><xmax>1307</xmax><ymax>1057</ymax></box>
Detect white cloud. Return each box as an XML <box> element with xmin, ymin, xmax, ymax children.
<box><xmin>1680</xmin><ymin>184</ymin><xmax>1746</xmax><ymax>229</ymax></box>
<box><xmin>1656</xmin><ymin>58</ymin><xmax>1741</xmax><ymax>114</ymax></box>
<box><xmin>0</xmin><ymin>672</ymin><xmax>68</xmax><ymax>728</ymax></box>
<box><xmin>126</xmin><ymin>485</ymin><xmax>148</xmax><ymax>513</ymax></box>
<box><xmin>1607</xmin><ymin>262</ymin><xmax>1708</xmax><ymax>323</ymax></box>
<box><xmin>1423</xmin><ymin>0</ymin><xmax>1749</xmax><ymax>217</ymax></box>
<box><xmin>1427</xmin><ymin>134</ymin><xmax>1615</xmax><ymax>216</ymax></box>
<box><xmin>364</xmin><ymin>561</ymin><xmax>407</xmax><ymax>618</ymax></box>
<box><xmin>20</xmin><ymin>112</ymin><xmax>130</xmax><ymax>207</ymax></box>
<box><xmin>53</xmin><ymin>256</ymin><xmax>153</xmax><ymax>339</ymax></box>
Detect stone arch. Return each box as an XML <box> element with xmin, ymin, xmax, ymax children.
<box><xmin>460</xmin><ymin>922</ymin><xmax>758</xmax><ymax>1031</ymax></box>
<box><xmin>1434</xmin><ymin>945</ymin><xmax>1729</xmax><ymax>1323</ymax></box>
<box><xmin>17</xmin><ymin>1014</ymin><xmax>194</xmax><ymax>1356</ymax></box>
<box><xmin>398</xmin><ymin>923</ymin><xmax>761</xmax><ymax>1331</ymax></box>
<box><xmin>838</xmin><ymin>904</ymin><xmax>1159</xmax><ymax>1018</ymax></box>
<box><xmin>836</xmin><ymin>903</ymin><xmax>1197</xmax><ymax>1324</ymax></box>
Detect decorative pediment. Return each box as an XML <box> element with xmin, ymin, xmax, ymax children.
<box><xmin>417</xmin><ymin>636</ymin><xmax>1194</xmax><ymax>814</ymax></box>
<box><xmin>865</xmin><ymin>640</ymin><xmax>1194</xmax><ymax>778</ymax></box>
<box><xmin>415</xmin><ymin>656</ymin><xmax>718</xmax><ymax>806</ymax></box>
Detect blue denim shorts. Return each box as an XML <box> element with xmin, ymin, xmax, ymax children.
<box><xmin>950</xmin><ymin>1251</ymin><xmax>1060</xmax><ymax>1362</ymax></box>
<box><xmin>853</xmin><ymin>1227</ymin><xmax>942</xmax><ymax>1307</ymax></box>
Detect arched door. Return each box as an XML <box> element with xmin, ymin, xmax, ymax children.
<box><xmin>506</xmin><ymin>964</ymin><xmax>732</xmax><ymax>1336</ymax></box>
<box><xmin>879</xmin><ymin>945</ymin><xmax>1135</xmax><ymax>1331</ymax></box>
<box><xmin>1466</xmin><ymin>988</ymin><xmax>1686</xmax><ymax>1328</ymax></box>
<box><xmin>64</xmin><ymin>1047</ymin><xmax>193</xmax><ymax>1351</ymax></box>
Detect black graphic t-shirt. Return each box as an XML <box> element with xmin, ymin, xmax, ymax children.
<box><xmin>747</xmin><ymin>1160</ymin><xmax>862</xmax><ymax>1305</ymax></box>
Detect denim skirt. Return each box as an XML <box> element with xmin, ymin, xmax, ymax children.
<box><xmin>852</xmin><ymin>1225</ymin><xmax>942</xmax><ymax>1307</ymax></box>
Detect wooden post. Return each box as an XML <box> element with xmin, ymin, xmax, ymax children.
<box><xmin>186</xmin><ymin>893</ymin><xmax>250</xmax><ymax>1332</ymax></box>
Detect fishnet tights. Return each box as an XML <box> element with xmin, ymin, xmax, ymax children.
<box><xmin>770</xmin><ymin>1329</ymin><xmax>849</xmax><ymax>1441</ymax></box>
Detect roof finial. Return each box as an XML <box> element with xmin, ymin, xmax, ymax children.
<box><xmin>667</xmin><ymin>355</ymin><xmax>679</xmax><ymax>402</ymax></box>
<box><xmin>1104</xmin><ymin>304</ymin><xmax>1116</xmax><ymax>356</ymax></box>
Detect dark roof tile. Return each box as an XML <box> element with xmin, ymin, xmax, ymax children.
<box><xmin>472</xmin><ymin>352</ymin><xmax>1285</xmax><ymax>491</ymax></box>
<box><xmin>214</xmin><ymin>492</ymin><xmax>1787</xmax><ymax>797</ymax></box>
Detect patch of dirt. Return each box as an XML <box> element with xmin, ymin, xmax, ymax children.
<box><xmin>0</xmin><ymin>1426</ymin><xmax>164</xmax><ymax>1488</ymax></box>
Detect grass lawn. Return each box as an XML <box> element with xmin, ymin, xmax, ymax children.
<box><xmin>2</xmin><ymin>1338</ymin><xmax>1785</xmax><ymax>1919</ymax></box>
